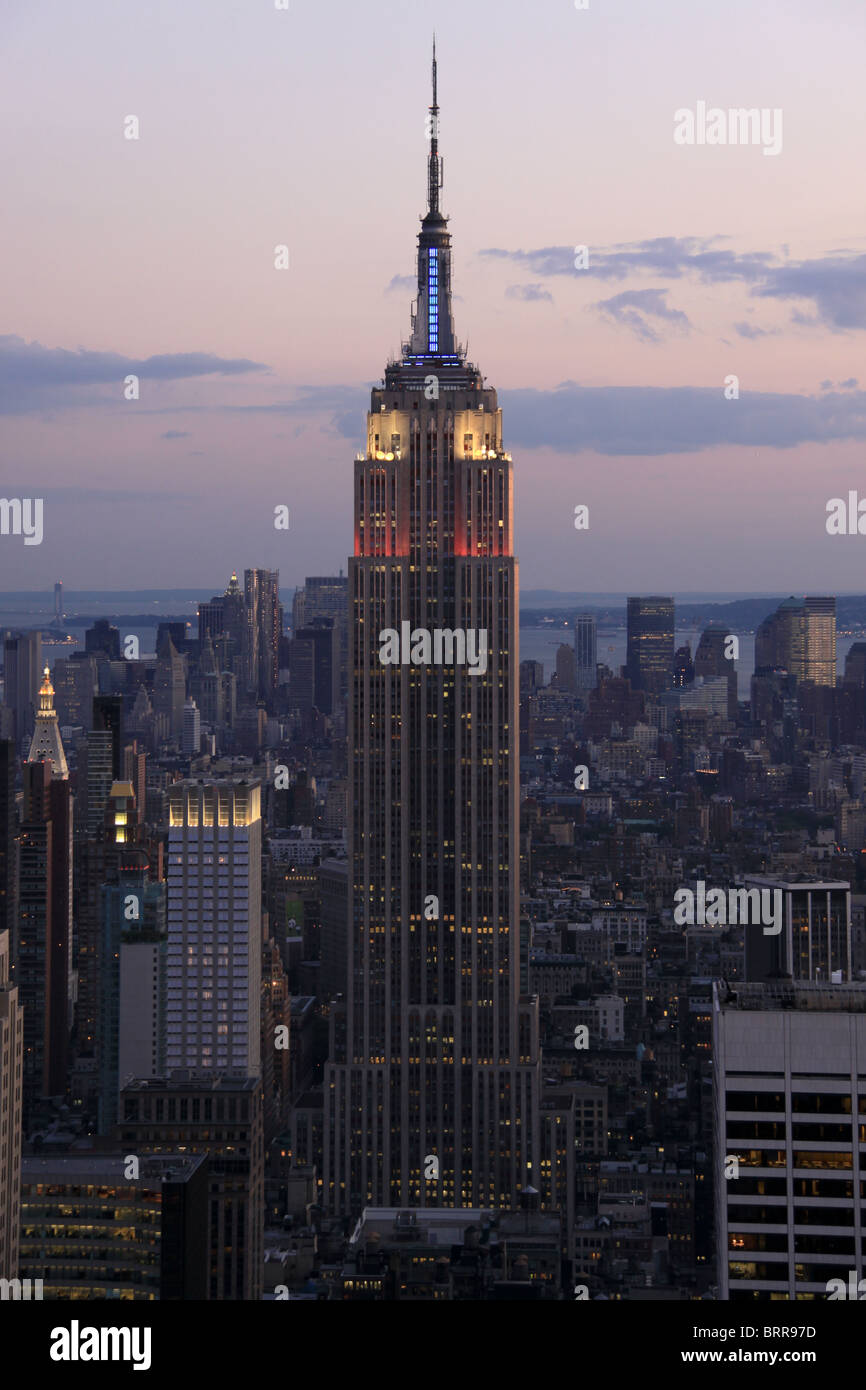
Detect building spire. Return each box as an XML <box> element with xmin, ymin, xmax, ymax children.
<box><xmin>394</xmin><ymin>36</ymin><xmax>468</xmax><ymax>371</ymax></box>
<box><xmin>427</xmin><ymin>35</ymin><xmax>442</xmax><ymax>216</ymax></box>
<box><xmin>28</xmin><ymin>666</ymin><xmax>68</xmax><ymax>779</ymax></box>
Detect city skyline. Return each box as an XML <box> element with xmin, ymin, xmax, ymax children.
<box><xmin>4</xmin><ymin>0</ymin><xmax>866</xmax><ymax>1328</ymax></box>
<box><xmin>2</xmin><ymin>0</ymin><xmax>864</xmax><ymax>591</ymax></box>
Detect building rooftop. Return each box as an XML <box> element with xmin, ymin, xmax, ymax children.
<box><xmin>742</xmin><ymin>875</ymin><xmax>849</xmax><ymax>890</ymax></box>
<box><xmin>22</xmin><ymin>1153</ymin><xmax>206</xmax><ymax>1181</ymax></box>
<box><xmin>715</xmin><ymin>979</ymin><xmax>866</xmax><ymax>1014</ymax></box>
<box><xmin>123</xmin><ymin>1070</ymin><xmax>259</xmax><ymax>1092</ymax></box>
<box><xmin>351</xmin><ymin>1208</ymin><xmax>499</xmax><ymax>1245</ymax></box>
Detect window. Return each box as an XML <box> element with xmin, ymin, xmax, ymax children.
<box><xmin>427</xmin><ymin>249</ymin><xmax>439</xmax><ymax>351</ymax></box>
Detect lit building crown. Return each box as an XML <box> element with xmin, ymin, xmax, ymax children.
<box><xmin>27</xmin><ymin>665</ymin><xmax>69</xmax><ymax>779</ymax></box>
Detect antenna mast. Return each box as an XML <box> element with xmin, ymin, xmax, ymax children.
<box><xmin>427</xmin><ymin>37</ymin><xmax>443</xmax><ymax>214</ymax></box>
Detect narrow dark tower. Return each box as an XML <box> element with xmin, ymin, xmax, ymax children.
<box><xmin>323</xmin><ymin>45</ymin><xmax>541</xmax><ymax>1215</ymax></box>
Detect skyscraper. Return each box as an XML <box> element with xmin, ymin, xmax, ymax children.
<box><xmin>75</xmin><ymin>725</ymin><xmax>140</xmax><ymax>1097</ymax></box>
<box><xmin>117</xmin><ymin>867</ymin><xmax>166</xmax><ymax>1097</ymax></box>
<box><xmin>84</xmin><ymin>618</ymin><xmax>121</xmax><ymax>662</ymax></box>
<box><xmin>154</xmin><ymin>634</ymin><xmax>186</xmax><ymax>742</ymax></box>
<box><xmin>574</xmin><ymin>613</ymin><xmax>597</xmax><ymax>690</ymax></box>
<box><xmin>554</xmin><ymin>642</ymin><xmax>577</xmax><ymax>692</ymax></box>
<box><xmin>198</xmin><ymin>571</ymin><xmax>247</xmax><ymax>682</ymax></box>
<box><xmin>96</xmin><ymin>784</ymin><xmax>165</xmax><ymax>1134</ymax></box>
<box><xmin>754</xmin><ymin>596</ymin><xmax>836</xmax><ymax>687</ymax></box>
<box><xmin>694</xmin><ymin>626</ymin><xmax>737</xmax><ymax>719</ymax></box>
<box><xmin>714</xmin><ymin>978</ymin><xmax>866</xmax><ymax>1300</ymax></box>
<box><xmin>323</xmin><ymin>46</ymin><xmax>541</xmax><ymax>1215</ymax></box>
<box><xmin>0</xmin><ymin>928</ymin><xmax>23</xmax><ymax>1281</ymax></box>
<box><xmin>743</xmin><ymin>877</ymin><xmax>851</xmax><ymax>983</ymax></box>
<box><xmin>290</xmin><ymin>618</ymin><xmax>338</xmax><ymax>715</ymax></box>
<box><xmin>803</xmin><ymin>596</ymin><xmax>836</xmax><ymax>687</ymax></box>
<box><xmin>93</xmin><ymin>693</ymin><xmax>123</xmax><ymax>779</ymax></box>
<box><xmin>119</xmin><ymin>1073</ymin><xmax>263</xmax><ymax>1300</ymax></box>
<box><xmin>626</xmin><ymin>596</ymin><xmax>675</xmax><ymax>694</ymax></box>
<box><xmin>29</xmin><ymin>667</ymin><xmax>69</xmax><ymax>778</ymax></box>
<box><xmin>244</xmin><ymin>569</ymin><xmax>280</xmax><ymax>702</ymax></box>
<box><xmin>166</xmin><ymin>780</ymin><xmax>262</xmax><ymax>1077</ymax></box>
<box><xmin>19</xmin><ymin>754</ymin><xmax>73</xmax><ymax>1114</ymax></box>
<box><xmin>2</xmin><ymin>630</ymin><xmax>41</xmax><ymax>748</ymax></box>
<box><xmin>292</xmin><ymin>575</ymin><xmax>349</xmax><ymax>702</ymax></box>
<box><xmin>0</xmin><ymin>742</ymin><xmax>18</xmax><ymax>965</ymax></box>
<box><xmin>20</xmin><ymin>670</ymin><xmax>73</xmax><ymax>1111</ymax></box>
<box><xmin>182</xmin><ymin>698</ymin><xmax>201</xmax><ymax>755</ymax></box>
<box><xmin>19</xmin><ymin>1153</ymin><xmax>209</xmax><ymax>1300</ymax></box>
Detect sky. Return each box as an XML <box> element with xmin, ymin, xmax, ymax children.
<box><xmin>1</xmin><ymin>0</ymin><xmax>865</xmax><ymax>594</ymax></box>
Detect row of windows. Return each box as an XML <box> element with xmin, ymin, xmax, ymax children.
<box><xmin>727</xmin><ymin>1091</ymin><xmax>866</xmax><ymax>1115</ymax></box>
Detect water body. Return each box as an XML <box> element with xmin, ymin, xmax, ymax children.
<box><xmin>519</xmin><ymin>626</ymin><xmax>857</xmax><ymax>700</ymax></box>
<box><xmin>0</xmin><ymin>600</ymin><xmax>857</xmax><ymax>702</ymax></box>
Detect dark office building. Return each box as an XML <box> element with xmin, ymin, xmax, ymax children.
<box><xmin>118</xmin><ymin>1073</ymin><xmax>264</xmax><ymax>1300</ymax></box>
<box><xmin>672</xmin><ymin>643</ymin><xmax>694</xmax><ymax>688</ymax></box>
<box><xmin>93</xmin><ymin>694</ymin><xmax>123</xmax><ymax>780</ymax></box>
<box><xmin>844</xmin><ymin>642</ymin><xmax>866</xmax><ymax>689</ymax></box>
<box><xmin>694</xmin><ymin>626</ymin><xmax>738</xmax><ymax>719</ymax></box>
<box><xmin>19</xmin><ymin>1152</ymin><xmax>209</xmax><ymax>1300</ymax></box>
<box><xmin>292</xmin><ymin>575</ymin><xmax>349</xmax><ymax>703</ymax></box>
<box><xmin>156</xmin><ymin>622</ymin><xmax>189</xmax><ymax>658</ymax></box>
<box><xmin>198</xmin><ymin>571</ymin><xmax>247</xmax><ymax>678</ymax></box>
<box><xmin>19</xmin><ymin>760</ymin><xmax>73</xmax><ymax>1115</ymax></box>
<box><xmin>574</xmin><ymin>613</ymin><xmax>597</xmax><ymax>690</ymax></box>
<box><xmin>2</xmin><ymin>630</ymin><xmax>41</xmax><ymax>746</ymax></box>
<box><xmin>84</xmin><ymin>618</ymin><xmax>121</xmax><ymax>662</ymax></box>
<box><xmin>626</xmin><ymin>597</ymin><xmax>674</xmax><ymax>695</ymax></box>
<box><xmin>292</xmin><ymin>618</ymin><xmax>338</xmax><ymax>715</ymax></box>
<box><xmin>245</xmin><ymin>568</ymin><xmax>281</xmax><ymax>702</ymax></box>
<box><xmin>0</xmin><ymin>741</ymin><xmax>17</xmax><ymax>961</ymax></box>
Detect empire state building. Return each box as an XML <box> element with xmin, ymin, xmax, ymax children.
<box><xmin>323</xmin><ymin>46</ymin><xmax>541</xmax><ymax>1215</ymax></box>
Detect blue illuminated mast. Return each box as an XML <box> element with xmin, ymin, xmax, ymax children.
<box><xmin>428</xmin><ymin>36</ymin><xmax>441</xmax><ymax>219</ymax></box>
<box><xmin>401</xmin><ymin>38</ymin><xmax>461</xmax><ymax>366</ymax></box>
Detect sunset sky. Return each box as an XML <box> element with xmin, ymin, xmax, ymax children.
<box><xmin>2</xmin><ymin>0</ymin><xmax>864</xmax><ymax>593</ymax></box>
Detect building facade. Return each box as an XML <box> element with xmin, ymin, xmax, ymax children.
<box><xmin>714</xmin><ymin>979</ymin><xmax>866</xmax><ymax>1300</ymax></box>
<box><xmin>166</xmin><ymin>780</ymin><xmax>262</xmax><ymax>1076</ymax></box>
<box><xmin>743</xmin><ymin>877</ymin><xmax>851</xmax><ymax>983</ymax></box>
<box><xmin>0</xmin><ymin>929</ymin><xmax>23</xmax><ymax>1281</ymax></box>
<box><xmin>118</xmin><ymin>1073</ymin><xmax>264</xmax><ymax>1300</ymax></box>
<box><xmin>19</xmin><ymin>1153</ymin><xmax>209</xmax><ymax>1300</ymax></box>
<box><xmin>574</xmin><ymin>613</ymin><xmax>597</xmax><ymax>690</ymax></box>
<box><xmin>323</xmin><ymin>48</ymin><xmax>541</xmax><ymax>1215</ymax></box>
<box><xmin>626</xmin><ymin>597</ymin><xmax>675</xmax><ymax>694</ymax></box>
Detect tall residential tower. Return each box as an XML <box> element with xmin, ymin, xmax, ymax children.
<box><xmin>323</xmin><ymin>46</ymin><xmax>541</xmax><ymax>1215</ymax></box>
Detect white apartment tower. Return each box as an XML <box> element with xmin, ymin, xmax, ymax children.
<box><xmin>166</xmin><ymin>781</ymin><xmax>261</xmax><ymax>1076</ymax></box>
